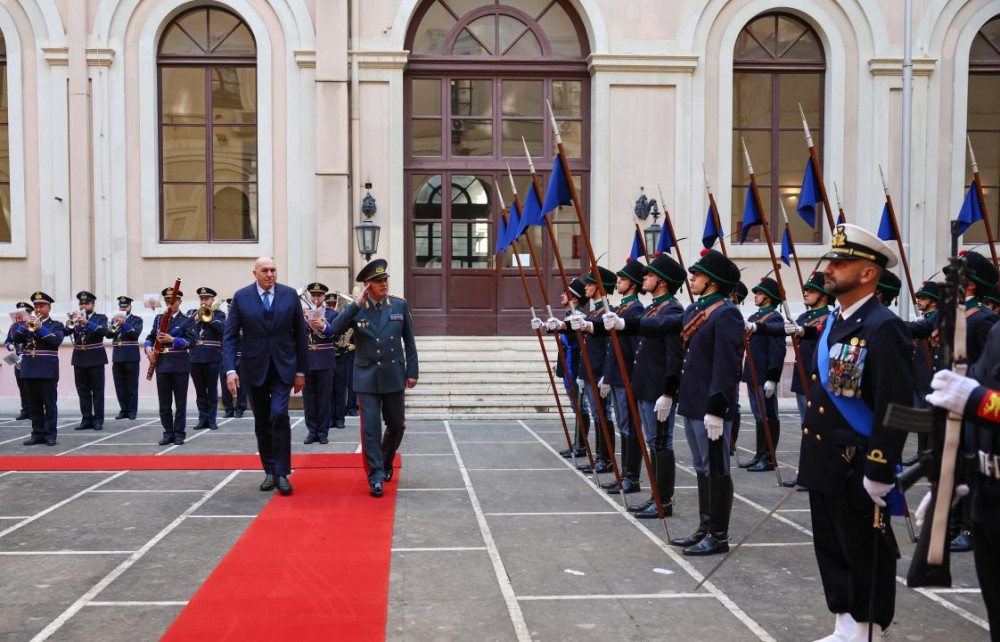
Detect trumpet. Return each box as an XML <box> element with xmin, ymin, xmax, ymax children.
<box><xmin>25</xmin><ymin>314</ymin><xmax>40</xmax><ymax>332</ymax></box>
<box><xmin>109</xmin><ymin>313</ymin><xmax>126</xmax><ymax>333</ymax></box>
<box><xmin>66</xmin><ymin>311</ymin><xmax>84</xmax><ymax>330</ymax></box>
<box><xmin>331</xmin><ymin>292</ymin><xmax>355</xmax><ymax>349</ymax></box>
<box><xmin>196</xmin><ymin>299</ymin><xmax>224</xmax><ymax>323</ymax></box>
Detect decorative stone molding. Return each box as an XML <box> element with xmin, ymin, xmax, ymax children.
<box><xmin>41</xmin><ymin>47</ymin><xmax>69</xmax><ymax>66</ymax></box>
<box><xmin>587</xmin><ymin>54</ymin><xmax>699</xmax><ymax>74</ymax></box>
<box><xmin>86</xmin><ymin>48</ymin><xmax>115</xmax><ymax>67</ymax></box>
<box><xmin>868</xmin><ymin>57</ymin><xmax>936</xmax><ymax>76</ymax></box>
<box><xmin>353</xmin><ymin>51</ymin><xmax>409</xmax><ymax>70</ymax></box>
<box><xmin>294</xmin><ymin>50</ymin><xmax>316</xmax><ymax>68</ymax></box>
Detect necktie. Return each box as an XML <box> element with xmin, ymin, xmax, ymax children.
<box><xmin>262</xmin><ymin>291</ymin><xmax>271</xmax><ymax>311</ymax></box>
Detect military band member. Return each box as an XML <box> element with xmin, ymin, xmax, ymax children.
<box><xmin>69</xmin><ymin>291</ymin><xmax>109</xmax><ymax>431</ymax></box>
<box><xmin>579</xmin><ymin>266</ymin><xmax>618</xmax><ymax>474</ymax></box>
<box><xmin>302</xmin><ymin>282</ymin><xmax>338</xmax><ymax>444</ymax></box>
<box><xmin>145</xmin><ymin>287</ymin><xmax>195</xmax><ymax>446</ymax></box>
<box><xmin>739</xmin><ymin>278</ymin><xmax>785</xmax><ymax>472</ymax></box>
<box><xmin>219</xmin><ymin>299</ymin><xmax>247</xmax><ymax>418</ymax></box>
<box><xmin>540</xmin><ymin>278</ymin><xmax>590</xmax><ymax>460</ymax></box>
<box><xmin>787</xmin><ymin>224</ymin><xmax>913</xmax><ymax>640</ymax></box>
<box><xmin>10</xmin><ymin>292</ymin><xmax>64</xmax><ymax>445</ymax></box>
<box><xmin>190</xmin><ymin>287</ymin><xmax>225</xmax><ymax>430</ymax></box>
<box><xmin>328</xmin><ymin>291</ymin><xmax>355</xmax><ymax>430</ymax></box>
<box><xmin>4</xmin><ymin>301</ymin><xmax>34</xmax><ymax>420</ymax></box>
<box><xmin>107</xmin><ymin>296</ymin><xmax>143</xmax><ymax>420</ymax></box>
<box><xmin>327</xmin><ymin>259</ymin><xmax>419</xmax><ymax>498</ymax></box>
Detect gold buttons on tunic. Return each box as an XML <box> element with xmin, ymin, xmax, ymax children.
<box><xmin>811</xmin><ymin>374</ymin><xmax>818</xmax><ymax>381</ymax></box>
<box><xmin>819</xmin><ymin>406</ymin><xmax>825</xmax><ymax>414</ymax></box>
<box><xmin>807</xmin><ymin>401</ymin><xmax>812</xmax><ymax>408</ymax></box>
<box><xmin>803</xmin><ymin>428</ymin><xmax>809</xmax><ymax>435</ymax></box>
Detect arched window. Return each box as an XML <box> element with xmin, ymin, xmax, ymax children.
<box><xmin>158</xmin><ymin>7</ymin><xmax>257</xmax><ymax>243</ymax></box>
<box><xmin>964</xmin><ymin>15</ymin><xmax>1000</xmax><ymax>245</ymax></box>
<box><xmin>405</xmin><ymin>1</ymin><xmax>590</xmax><ymax>335</ymax></box>
<box><xmin>732</xmin><ymin>12</ymin><xmax>825</xmax><ymax>244</ymax></box>
<box><xmin>0</xmin><ymin>31</ymin><xmax>9</xmax><ymax>243</ymax></box>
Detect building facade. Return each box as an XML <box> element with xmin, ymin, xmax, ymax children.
<box><xmin>0</xmin><ymin>0</ymin><xmax>996</xmax><ymax>337</ymax></box>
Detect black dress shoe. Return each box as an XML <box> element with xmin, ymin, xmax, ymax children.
<box><xmin>671</xmin><ymin>529</ymin><xmax>707</xmax><ymax>548</ymax></box>
<box><xmin>600</xmin><ymin>480</ymin><xmax>619</xmax><ymax>490</ymax></box>
<box><xmin>193</xmin><ymin>423</ymin><xmax>208</xmax><ymax>430</ymax></box>
<box><xmin>594</xmin><ymin>460</ymin><xmax>614</xmax><ymax>474</ymax></box>
<box><xmin>173</xmin><ymin>436</ymin><xmax>185</xmax><ymax>446</ymax></box>
<box><xmin>15</xmin><ymin>411</ymin><xmax>30</xmax><ymax>421</ymax></box>
<box><xmin>577</xmin><ymin>464</ymin><xmax>593</xmax><ymax>474</ymax></box>
<box><xmin>683</xmin><ymin>533</ymin><xmax>729</xmax><ymax>556</ymax></box>
<box><xmin>559</xmin><ymin>448</ymin><xmax>573</xmax><ymax>458</ymax></box>
<box><xmin>158</xmin><ymin>436</ymin><xmax>174</xmax><ymax>446</ymax></box>
<box><xmin>45</xmin><ymin>439</ymin><xmax>57</xmax><ymax>446</ymax></box>
<box><xmin>128</xmin><ymin>415</ymin><xmax>137</xmax><ymax>420</ymax></box>
<box><xmin>208</xmin><ymin>423</ymin><xmax>218</xmax><ymax>430</ymax></box>
<box><xmin>319</xmin><ymin>437</ymin><xmax>329</xmax><ymax>444</ymax></box>
<box><xmin>335</xmin><ymin>421</ymin><xmax>345</xmax><ymax>429</ymax></box>
<box><xmin>224</xmin><ymin>409</ymin><xmax>235</xmax><ymax>418</ymax></box>
<box><xmin>747</xmin><ymin>458</ymin><xmax>775</xmax><ymax>472</ymax></box>
<box><xmin>74</xmin><ymin>424</ymin><xmax>91</xmax><ymax>431</ymax></box>
<box><xmin>781</xmin><ymin>478</ymin><xmax>799</xmax><ymax>488</ymax></box>
<box><xmin>950</xmin><ymin>531</ymin><xmax>974</xmax><ymax>553</ymax></box>
<box><xmin>304</xmin><ymin>435</ymin><xmax>317</xmax><ymax>445</ymax></box>
<box><xmin>739</xmin><ymin>454</ymin><xmax>761</xmax><ymax>469</ymax></box>
<box><xmin>370</xmin><ymin>482</ymin><xmax>383</xmax><ymax>498</ymax></box>
<box><xmin>610</xmin><ymin>478</ymin><xmax>640</xmax><ymax>495</ymax></box>
<box><xmin>93</xmin><ymin>424</ymin><xmax>103</xmax><ymax>432</ymax></box>
<box><xmin>628</xmin><ymin>497</ymin><xmax>655</xmax><ymax>513</ymax></box>
<box><xmin>259</xmin><ymin>474</ymin><xmax>276</xmax><ymax>491</ymax></box>
<box><xmin>234</xmin><ymin>410</ymin><xmax>245</xmax><ymax>418</ymax></box>
<box><xmin>115</xmin><ymin>412</ymin><xmax>128</xmax><ymax>420</ymax></box>
<box><xmin>385</xmin><ymin>468</ymin><xmax>394</xmax><ymax>482</ymax></box>
<box><xmin>276</xmin><ymin>476</ymin><xmax>293</xmax><ymax>495</ymax></box>
<box><xmin>636</xmin><ymin>501</ymin><xmax>673</xmax><ymax>519</ymax></box>
<box><xmin>23</xmin><ymin>437</ymin><xmax>45</xmax><ymax>446</ymax></box>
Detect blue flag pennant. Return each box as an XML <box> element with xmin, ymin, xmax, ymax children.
<box><xmin>797</xmin><ymin>159</ymin><xmax>821</xmax><ymax>228</ymax></box>
<box><xmin>740</xmin><ymin>185</ymin><xmax>764</xmax><ymax>244</ymax></box>
<box><xmin>629</xmin><ymin>228</ymin><xmax>643</xmax><ymax>262</ymax></box>
<box><xmin>877</xmin><ymin>203</ymin><xmax>896</xmax><ymax>241</ymax></box>
<box><xmin>542</xmin><ymin>156</ymin><xmax>573</xmax><ymax>216</ymax></box>
<box><xmin>520</xmin><ymin>183</ymin><xmax>547</xmax><ymax>227</ymax></box>
<box><xmin>837</xmin><ymin>210</ymin><xmax>846</xmax><ymax>225</ymax></box>
<box><xmin>956</xmin><ymin>179</ymin><xmax>984</xmax><ymax>236</ymax></box>
<box><xmin>656</xmin><ymin>222</ymin><xmax>673</xmax><ymax>255</ymax></box>
<box><xmin>703</xmin><ymin>205</ymin><xmax>723</xmax><ymax>250</ymax></box>
<box><xmin>503</xmin><ymin>200</ymin><xmax>524</xmax><ymax>249</ymax></box>
<box><xmin>780</xmin><ymin>227</ymin><xmax>792</xmax><ymax>266</ymax></box>
<box><xmin>494</xmin><ymin>216</ymin><xmax>508</xmax><ymax>257</ymax></box>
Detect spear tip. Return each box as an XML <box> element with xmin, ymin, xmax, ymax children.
<box><xmin>545</xmin><ymin>99</ymin><xmax>563</xmax><ymax>146</ymax></box>
<box><xmin>968</xmin><ymin>135</ymin><xmax>979</xmax><ymax>171</ymax></box>
<box><xmin>798</xmin><ymin>102</ymin><xmax>813</xmax><ymax>144</ymax></box>
<box><xmin>521</xmin><ymin>136</ymin><xmax>536</xmax><ymax>172</ymax></box>
<box><xmin>740</xmin><ymin>137</ymin><xmax>753</xmax><ymax>174</ymax></box>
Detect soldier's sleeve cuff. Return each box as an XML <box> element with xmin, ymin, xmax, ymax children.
<box><xmin>144</xmin><ymin>341</ymin><xmax>153</xmax><ymax>349</ymax></box>
<box><xmin>966</xmin><ymin>386</ymin><xmax>1000</xmax><ymax>425</ymax></box>
<box><xmin>623</xmin><ymin>317</ymin><xmax>641</xmax><ymax>334</ymax></box>
<box><xmin>766</xmin><ymin>367</ymin><xmax>782</xmax><ymax>382</ymax></box>
<box><xmin>706</xmin><ymin>390</ymin><xmax>730</xmax><ymax>418</ymax></box>
<box><xmin>664</xmin><ymin>374</ymin><xmax>680</xmax><ymax>397</ymax></box>
<box><xmin>864</xmin><ymin>461</ymin><xmax>896</xmax><ymax>485</ymax></box>
<box><xmin>173</xmin><ymin>338</ymin><xmax>187</xmax><ymax>349</ymax></box>
<box><xmin>36</xmin><ymin>327</ymin><xmax>50</xmax><ymax>337</ymax></box>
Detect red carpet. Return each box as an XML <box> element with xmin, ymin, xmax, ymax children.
<box><xmin>0</xmin><ymin>453</ymin><xmax>363</xmax><ymax>471</ymax></box>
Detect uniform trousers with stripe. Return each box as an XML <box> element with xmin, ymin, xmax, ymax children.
<box><xmin>358</xmin><ymin>391</ymin><xmax>406</xmax><ymax>484</ymax></box>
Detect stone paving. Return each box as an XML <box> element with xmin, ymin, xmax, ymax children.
<box><xmin>0</xmin><ymin>413</ymin><xmax>990</xmax><ymax>641</ymax></box>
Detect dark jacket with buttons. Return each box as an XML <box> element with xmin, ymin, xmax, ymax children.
<box><xmin>743</xmin><ymin>307</ymin><xmax>784</xmax><ymax>384</ymax></box>
<box><xmin>107</xmin><ymin>314</ymin><xmax>143</xmax><ymax>363</ymax></box>
<box><xmin>797</xmin><ymin>297</ymin><xmax>914</xmax><ymax>495</ymax></box>
<box><xmin>610</xmin><ymin>295</ymin><xmax>684</xmax><ymax>403</ymax></box>
<box><xmin>69</xmin><ymin>313</ymin><xmax>109</xmax><ymax>367</ymax></box>
<box><xmin>582</xmin><ymin>302</ymin><xmax>611</xmax><ymax>380</ymax></box>
<box><xmin>905</xmin><ymin>310</ymin><xmax>939</xmax><ymax>393</ymax></box>
<box><xmin>305</xmin><ymin>308</ymin><xmax>338</xmax><ymax>371</ymax></box>
<box><xmin>189</xmin><ymin>310</ymin><xmax>226</xmax><ymax>364</ymax></box>
<box><xmin>965</xmin><ymin>302</ymin><xmax>997</xmax><ymax>368</ymax></box>
<box><xmin>10</xmin><ymin>318</ymin><xmax>65</xmax><ymax>379</ymax></box>
<box><xmin>145</xmin><ymin>313</ymin><xmax>196</xmax><ymax>374</ymax></box>
<box><xmin>601</xmin><ymin>295</ymin><xmax>644</xmax><ymax>387</ymax></box>
<box><xmin>678</xmin><ymin>296</ymin><xmax>744</xmax><ymax>419</ymax></box>
<box><xmin>552</xmin><ymin>309</ymin><xmax>582</xmax><ymax>383</ymax></box>
<box><xmin>328</xmin><ymin>296</ymin><xmax>418</xmax><ymax>394</ymax></box>
<box><xmin>758</xmin><ymin>307</ymin><xmax>832</xmax><ymax>395</ymax></box>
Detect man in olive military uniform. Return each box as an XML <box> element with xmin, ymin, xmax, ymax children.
<box><xmin>69</xmin><ymin>291</ymin><xmax>109</xmax><ymax>431</ymax></box>
<box><xmin>577</xmin><ymin>265</ymin><xmax>617</xmax><ymax>474</ymax></box>
<box><xmin>107</xmin><ymin>296</ymin><xmax>143</xmax><ymax>420</ymax></box>
<box><xmin>145</xmin><ymin>287</ymin><xmax>196</xmax><ymax>445</ymax></box>
<box><xmin>327</xmin><ymin>291</ymin><xmax>354</xmax><ymax>430</ymax></box>
<box><xmin>4</xmin><ymin>301</ymin><xmax>34</xmax><ymax>420</ymax></box>
<box><xmin>740</xmin><ymin>277</ymin><xmax>785</xmax><ymax>472</ymax></box>
<box><xmin>9</xmin><ymin>292</ymin><xmax>65</xmax><ymax>445</ymax></box>
<box><xmin>787</xmin><ymin>224</ymin><xmax>913</xmax><ymax>640</ymax></box>
<box><xmin>190</xmin><ymin>287</ymin><xmax>225</xmax><ymax>430</ymax></box>
<box><xmin>327</xmin><ymin>259</ymin><xmax>418</xmax><ymax>498</ymax></box>
<box><xmin>302</xmin><ymin>282</ymin><xmax>338</xmax><ymax>444</ymax></box>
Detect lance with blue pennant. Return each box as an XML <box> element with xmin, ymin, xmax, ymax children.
<box><xmin>797</xmin><ymin>103</ymin><xmax>838</xmax><ymax>233</ymax></box>
<box><xmin>966</xmin><ymin>136</ymin><xmax>999</xmax><ymax>267</ymax></box>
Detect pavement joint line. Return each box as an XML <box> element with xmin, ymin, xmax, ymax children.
<box><xmin>484</xmin><ymin>511</ymin><xmax>620</xmax><ymax>516</ymax></box>
<box><xmin>86</xmin><ymin>601</ymin><xmax>188</xmax><ymax>607</ymax></box>
<box><xmin>187</xmin><ymin>514</ymin><xmax>257</xmax><ymax>518</ymax></box>
<box><xmin>912</xmin><ymin>584</ymin><xmax>989</xmax><ymax>630</ymax></box>
<box><xmin>86</xmin><ymin>443</ymin><xmax>163</xmax><ymax>446</ymax></box>
<box><xmin>516</xmin><ymin>593</ymin><xmax>717</xmax><ymax>601</ymax></box>
<box><xmin>444</xmin><ymin>420</ymin><xmax>531</xmax><ymax>642</ymax></box>
<box><xmin>454</xmin><ymin>441</ymin><xmax>541</xmax><ymax>444</ymax></box>
<box><xmin>0</xmin><ymin>516</ymin><xmax>31</xmax><ymax>519</ymax></box>
<box><xmin>29</xmin><ymin>469</ymin><xmax>242</xmax><ymax>642</ymax></box>
<box><xmin>0</xmin><ymin>433</ymin><xmax>30</xmax><ymax>446</ymax></box>
<box><xmin>776</xmin><ymin>509</ymin><xmax>810</xmax><ymax>512</ymax></box>
<box><xmin>155</xmin><ymin>417</ymin><xmax>235</xmax><ymax>456</ymax></box>
<box><xmin>0</xmin><ymin>471</ymin><xmax>128</xmax><ymax>540</ymax></box>
<box><xmin>56</xmin><ymin>420</ymin><xmax>160</xmax><ymax>456</ymax></box>
<box><xmin>516</xmin><ymin>420</ymin><xmax>776</xmax><ymax>642</ymax></box>
<box><xmin>291</xmin><ymin>417</ymin><xmax>304</xmax><ymax>430</ymax></box>
<box><xmin>739</xmin><ymin>542</ymin><xmax>813</xmax><ymax>548</ymax></box>
<box><xmin>89</xmin><ymin>489</ymin><xmax>212</xmax><ymax>493</ymax></box>
<box><xmin>403</xmin><ymin>453</ymin><xmax>454</xmax><ymax>456</ymax></box>
<box><xmin>392</xmin><ymin>546</ymin><xmax>489</xmax><ymax>552</ymax></box>
<box><xmin>0</xmin><ymin>550</ymin><xmax>136</xmax><ymax>555</ymax></box>
<box><xmin>467</xmin><ymin>468</ymin><xmax>569</xmax><ymax>471</ymax></box>
<box><xmin>925</xmin><ymin>588</ymin><xmax>982</xmax><ymax>594</ymax></box>
<box><xmin>396</xmin><ymin>488</ymin><xmax>466</xmax><ymax>492</ymax></box>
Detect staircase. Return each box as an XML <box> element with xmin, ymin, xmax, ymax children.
<box><xmin>405</xmin><ymin>336</ymin><xmax>564</xmax><ymax>419</ymax></box>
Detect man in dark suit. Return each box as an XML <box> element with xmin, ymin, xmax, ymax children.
<box><xmin>328</xmin><ymin>259</ymin><xmax>418</xmax><ymax>498</ymax></box>
<box><xmin>108</xmin><ymin>296</ymin><xmax>143</xmax><ymax>420</ymax></box>
<box><xmin>145</xmin><ymin>288</ymin><xmax>195</xmax><ymax>446</ymax></box>
<box><xmin>223</xmin><ymin>257</ymin><xmax>308</xmax><ymax>496</ymax></box>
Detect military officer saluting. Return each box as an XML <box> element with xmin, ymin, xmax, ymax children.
<box><xmin>4</xmin><ymin>301</ymin><xmax>34</xmax><ymax>420</ymax></box>
<box><xmin>10</xmin><ymin>292</ymin><xmax>65</xmax><ymax>445</ymax></box>
<box><xmin>328</xmin><ymin>259</ymin><xmax>418</xmax><ymax>498</ymax></box>
<box><xmin>107</xmin><ymin>296</ymin><xmax>143</xmax><ymax>420</ymax></box>
<box><xmin>145</xmin><ymin>287</ymin><xmax>196</xmax><ymax>446</ymax></box>
<box><xmin>302</xmin><ymin>282</ymin><xmax>338</xmax><ymax>445</ymax></box>
<box><xmin>69</xmin><ymin>291</ymin><xmax>109</xmax><ymax>431</ymax></box>
<box><xmin>190</xmin><ymin>287</ymin><xmax>225</xmax><ymax>431</ymax></box>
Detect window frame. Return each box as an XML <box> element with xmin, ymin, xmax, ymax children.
<box><xmin>963</xmin><ymin>15</ymin><xmax>1000</xmax><ymax>246</ymax></box>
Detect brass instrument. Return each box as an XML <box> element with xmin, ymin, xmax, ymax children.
<box><xmin>25</xmin><ymin>315</ymin><xmax>40</xmax><ymax>332</ymax></box>
<box><xmin>332</xmin><ymin>292</ymin><xmax>355</xmax><ymax>349</ymax></box>
<box><xmin>109</xmin><ymin>313</ymin><xmax>126</xmax><ymax>333</ymax></box>
<box><xmin>65</xmin><ymin>311</ymin><xmax>83</xmax><ymax>330</ymax></box>
<box><xmin>196</xmin><ymin>299</ymin><xmax>224</xmax><ymax>323</ymax></box>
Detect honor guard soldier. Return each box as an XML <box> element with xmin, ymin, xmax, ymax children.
<box><xmin>328</xmin><ymin>291</ymin><xmax>355</xmax><ymax>430</ymax></box>
<box><xmin>540</xmin><ymin>278</ymin><xmax>589</xmax><ymax>459</ymax></box>
<box><xmin>740</xmin><ymin>277</ymin><xmax>785</xmax><ymax>472</ymax></box>
<box><xmin>784</xmin><ymin>224</ymin><xmax>913</xmax><ymax>640</ymax></box>
<box><xmin>874</xmin><ymin>270</ymin><xmax>902</xmax><ymax>307</ymax></box>
<box><xmin>578</xmin><ymin>266</ymin><xmax>618</xmax><ymax>474</ymax></box>
<box><xmin>107</xmin><ymin>296</ymin><xmax>143</xmax><ymax>420</ymax></box>
<box><xmin>69</xmin><ymin>291</ymin><xmax>109</xmax><ymax>431</ymax></box>
<box><xmin>145</xmin><ymin>287</ymin><xmax>195</xmax><ymax>445</ymax></box>
<box><xmin>219</xmin><ymin>299</ymin><xmax>247</xmax><ymax>418</ymax></box>
<box><xmin>4</xmin><ymin>301</ymin><xmax>34</xmax><ymax>420</ymax></box>
<box><xmin>190</xmin><ymin>287</ymin><xmax>225</xmax><ymax>430</ymax></box>
<box><xmin>590</xmin><ymin>254</ymin><xmax>687</xmax><ymax>519</ymax></box>
<box><xmin>10</xmin><ymin>292</ymin><xmax>64</xmax><ymax>445</ymax></box>
<box><xmin>955</xmin><ymin>251</ymin><xmax>999</xmax><ymax>367</ymax></box>
<box><xmin>302</xmin><ymin>282</ymin><xmax>338</xmax><ymax>444</ymax></box>
<box><xmin>328</xmin><ymin>260</ymin><xmax>419</xmax><ymax>498</ymax></box>
<box><xmin>728</xmin><ymin>282</ymin><xmax>749</xmax><ymax>460</ymax></box>
<box><xmin>900</xmin><ymin>281</ymin><xmax>940</xmax><ymax>468</ymax></box>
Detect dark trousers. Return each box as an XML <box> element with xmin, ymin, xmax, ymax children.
<box><xmin>24</xmin><ymin>378</ymin><xmax>58</xmax><ymax>441</ymax></box>
<box><xmin>331</xmin><ymin>357</ymin><xmax>352</xmax><ymax>426</ymax></box>
<box><xmin>112</xmin><ymin>361</ymin><xmax>139</xmax><ymax>417</ymax></box>
<box><xmin>74</xmin><ymin>365</ymin><xmax>105</xmax><ymax>427</ymax></box>
<box><xmin>346</xmin><ymin>361</ymin><xmax>358</xmax><ymax>414</ymax></box>
<box><xmin>808</xmin><ymin>463</ymin><xmax>897</xmax><ymax>629</ymax></box>
<box><xmin>973</xmin><ymin>520</ymin><xmax>1000</xmax><ymax>641</ymax></box>
<box><xmin>190</xmin><ymin>362</ymin><xmax>221</xmax><ymax>426</ymax></box>
<box><xmin>357</xmin><ymin>391</ymin><xmax>406</xmax><ymax>484</ymax></box>
<box><xmin>156</xmin><ymin>371</ymin><xmax>188</xmax><ymax>439</ymax></box>
<box><xmin>746</xmin><ymin>383</ymin><xmax>780</xmax><ymax>456</ymax></box>
<box><xmin>249</xmin><ymin>363</ymin><xmax>293</xmax><ymax>476</ymax></box>
<box><xmin>14</xmin><ymin>367</ymin><xmax>28</xmax><ymax>413</ymax></box>
<box><xmin>220</xmin><ymin>365</ymin><xmax>247</xmax><ymax>412</ymax></box>
<box><xmin>304</xmin><ymin>368</ymin><xmax>333</xmax><ymax>438</ymax></box>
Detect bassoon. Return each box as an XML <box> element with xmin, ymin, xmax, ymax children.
<box><xmin>146</xmin><ymin>278</ymin><xmax>182</xmax><ymax>380</ymax></box>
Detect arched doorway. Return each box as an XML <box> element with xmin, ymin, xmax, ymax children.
<box><xmin>404</xmin><ymin>0</ymin><xmax>591</xmax><ymax>335</ymax></box>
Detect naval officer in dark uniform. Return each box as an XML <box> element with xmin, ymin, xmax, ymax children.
<box><xmin>10</xmin><ymin>292</ymin><xmax>65</xmax><ymax>445</ymax></box>
<box><xmin>108</xmin><ymin>296</ymin><xmax>143</xmax><ymax>420</ymax></box>
<box><xmin>787</xmin><ymin>224</ymin><xmax>913</xmax><ymax>640</ymax></box>
<box><xmin>4</xmin><ymin>301</ymin><xmax>34</xmax><ymax>420</ymax></box>
<box><xmin>145</xmin><ymin>287</ymin><xmax>196</xmax><ymax>446</ymax></box>
<box><xmin>69</xmin><ymin>291</ymin><xmax>109</xmax><ymax>431</ymax></box>
<box><xmin>189</xmin><ymin>287</ymin><xmax>225</xmax><ymax>430</ymax></box>
<box><xmin>328</xmin><ymin>259</ymin><xmax>418</xmax><ymax>498</ymax></box>
<box><xmin>302</xmin><ymin>282</ymin><xmax>338</xmax><ymax>444</ymax></box>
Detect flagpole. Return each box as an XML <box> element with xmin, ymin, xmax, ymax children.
<box><xmin>658</xmin><ymin>184</ymin><xmax>694</xmax><ymax>304</ymax></box>
<box><xmin>521</xmin><ymin>138</ymin><xmax>629</xmax><ymax>508</ymax></box>
<box><xmin>634</xmin><ymin>220</ymin><xmax>651</xmax><ymax>262</ymax></box>
<box><xmin>967</xmin><ymin>137</ymin><xmax>1000</xmax><ymax>267</ymax></box>
<box><xmin>544</xmin><ymin>104</ymin><xmax>669</xmax><ymax>537</ymax></box>
<box><xmin>778</xmin><ymin>199</ymin><xmax>807</xmax><ymax>295</ymax></box>
<box><xmin>798</xmin><ymin>103</ymin><xmax>839</xmax><ymax>233</ymax></box>
<box><xmin>495</xmin><ymin>180</ymin><xmax>581</xmax><ymax>471</ymax></box>
<box><xmin>703</xmin><ymin>168</ymin><xmax>728</xmax><ymax>256</ymax></box>
<box><xmin>833</xmin><ymin>182</ymin><xmax>848</xmax><ymax>226</ymax></box>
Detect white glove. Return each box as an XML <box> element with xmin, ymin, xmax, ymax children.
<box><xmin>598</xmin><ymin>377</ymin><xmax>610</xmax><ymax>398</ymax></box>
<box><xmin>914</xmin><ymin>491</ymin><xmax>931</xmax><ymax>530</ymax></box>
<box><xmin>545</xmin><ymin>317</ymin><xmax>565</xmax><ymax>332</ymax></box>
<box><xmin>569</xmin><ymin>312</ymin><xmax>593</xmax><ymax>333</ymax></box>
<box><xmin>862</xmin><ymin>476</ymin><xmax>894</xmax><ymax>508</ymax></box>
<box><xmin>576</xmin><ymin>378</ymin><xmax>584</xmax><ymax>391</ymax></box>
<box><xmin>764</xmin><ymin>380</ymin><xmax>777</xmax><ymax>398</ymax></box>
<box><xmin>704</xmin><ymin>414</ymin><xmax>724</xmax><ymax>441</ymax></box>
<box><xmin>925</xmin><ymin>369</ymin><xmax>980</xmax><ymax>416</ymax></box>
<box><xmin>784</xmin><ymin>320</ymin><xmax>804</xmax><ymax>337</ymax></box>
<box><xmin>530</xmin><ymin>317</ymin><xmax>544</xmax><ymax>331</ymax></box>
<box><xmin>744</xmin><ymin>320</ymin><xmax>757</xmax><ymax>334</ymax></box>
<box><xmin>655</xmin><ymin>395</ymin><xmax>673</xmax><ymax>422</ymax></box>
<box><xmin>602</xmin><ymin>311</ymin><xmax>625</xmax><ymax>331</ymax></box>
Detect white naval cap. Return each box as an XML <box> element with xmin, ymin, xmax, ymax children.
<box><xmin>822</xmin><ymin>223</ymin><xmax>898</xmax><ymax>270</ymax></box>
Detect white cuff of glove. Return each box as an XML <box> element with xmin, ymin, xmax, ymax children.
<box><xmin>764</xmin><ymin>380</ymin><xmax>777</xmax><ymax>398</ymax></box>
<box><xmin>655</xmin><ymin>395</ymin><xmax>673</xmax><ymax>422</ymax></box>
<box><xmin>744</xmin><ymin>321</ymin><xmax>757</xmax><ymax>334</ymax></box>
<box><xmin>602</xmin><ymin>312</ymin><xmax>624</xmax><ymax>331</ymax></box>
<box><xmin>862</xmin><ymin>476</ymin><xmax>894</xmax><ymax>508</ymax></box>
<box><xmin>530</xmin><ymin>317</ymin><xmax>543</xmax><ymax>331</ymax></box>
<box><xmin>784</xmin><ymin>320</ymin><xmax>804</xmax><ymax>337</ymax></box>
<box><xmin>545</xmin><ymin>317</ymin><xmax>564</xmax><ymax>332</ymax></box>
<box><xmin>925</xmin><ymin>368</ymin><xmax>980</xmax><ymax>416</ymax></box>
<box><xmin>704</xmin><ymin>414</ymin><xmax>724</xmax><ymax>441</ymax></box>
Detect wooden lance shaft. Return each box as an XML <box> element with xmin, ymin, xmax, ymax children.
<box><xmin>656</xmin><ymin>184</ymin><xmax>694</xmax><ymax>304</ymax></box>
<box><xmin>775</xmin><ymin>200</ymin><xmax>813</xmax><ymax>401</ymax></box>
<box><xmin>968</xmin><ymin>136</ymin><xmax>1000</xmax><ymax>267</ymax></box>
<box><xmin>799</xmin><ymin>103</ymin><xmax>838</xmax><ymax>233</ymax></box>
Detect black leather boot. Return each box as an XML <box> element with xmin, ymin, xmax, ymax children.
<box><xmin>683</xmin><ymin>475</ymin><xmax>732</xmax><ymax>556</ymax></box>
<box><xmin>671</xmin><ymin>472</ymin><xmax>710</xmax><ymax>547</ymax></box>
<box><xmin>739</xmin><ymin>422</ymin><xmax>763</xmax><ymax>468</ymax></box>
<box><xmin>610</xmin><ymin>435</ymin><xmax>641</xmax><ymax>495</ymax></box>
<box><xmin>630</xmin><ymin>450</ymin><xmax>656</xmax><ymax>511</ymax></box>
<box><xmin>748</xmin><ymin>421</ymin><xmax>779</xmax><ymax>471</ymax></box>
<box><xmin>637</xmin><ymin>450</ymin><xmax>675</xmax><ymax>519</ymax></box>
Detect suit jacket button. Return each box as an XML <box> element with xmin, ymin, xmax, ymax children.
<box><xmin>815</xmin><ymin>434</ymin><xmax>822</xmax><ymax>441</ymax></box>
<box><xmin>807</xmin><ymin>401</ymin><xmax>812</xmax><ymax>408</ymax></box>
<box><xmin>803</xmin><ymin>428</ymin><xmax>809</xmax><ymax>435</ymax></box>
<box><xmin>818</xmin><ymin>406</ymin><xmax>825</xmax><ymax>414</ymax></box>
